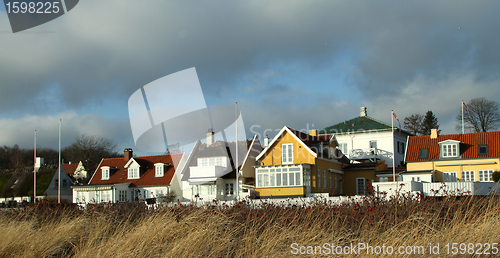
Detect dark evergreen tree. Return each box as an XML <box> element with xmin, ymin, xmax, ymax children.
<box><xmin>421</xmin><ymin>111</ymin><xmax>440</xmax><ymax>135</ymax></box>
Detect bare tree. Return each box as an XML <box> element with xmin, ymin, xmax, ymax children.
<box><xmin>62</xmin><ymin>134</ymin><xmax>120</xmax><ymax>177</ymax></box>
<box><xmin>403</xmin><ymin>114</ymin><xmax>424</xmax><ymax>135</ymax></box>
<box><xmin>456</xmin><ymin>97</ymin><xmax>500</xmax><ymax>132</ymax></box>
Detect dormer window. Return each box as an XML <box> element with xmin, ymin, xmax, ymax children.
<box><xmin>197</xmin><ymin>157</ymin><xmax>227</xmax><ymax>167</ymax></box>
<box><xmin>479</xmin><ymin>144</ymin><xmax>488</xmax><ymax>156</ymax></box>
<box><xmin>155</xmin><ymin>163</ymin><xmax>164</xmax><ymax>177</ymax></box>
<box><xmin>439</xmin><ymin>140</ymin><xmax>460</xmax><ymax>158</ymax></box>
<box><xmin>102</xmin><ymin>166</ymin><xmax>110</xmax><ymax>180</ymax></box>
<box><xmin>128</xmin><ymin>167</ymin><xmax>140</xmax><ymax>179</ymax></box>
<box><xmin>442</xmin><ymin>144</ymin><xmax>457</xmax><ymax>157</ymax></box>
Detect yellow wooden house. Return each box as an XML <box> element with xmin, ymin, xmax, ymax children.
<box><xmin>254</xmin><ymin>126</ymin><xmax>348</xmax><ymax>198</ymax></box>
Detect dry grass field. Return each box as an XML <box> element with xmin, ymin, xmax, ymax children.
<box><xmin>1</xmin><ymin>192</ymin><xmax>499</xmax><ymax>257</ymax></box>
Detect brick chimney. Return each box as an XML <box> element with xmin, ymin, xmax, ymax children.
<box><xmin>124</xmin><ymin>148</ymin><xmax>133</xmax><ymax>161</ymax></box>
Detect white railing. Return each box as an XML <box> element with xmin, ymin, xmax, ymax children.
<box><xmin>349</xmin><ymin>148</ymin><xmax>393</xmax><ymax>160</ymax></box>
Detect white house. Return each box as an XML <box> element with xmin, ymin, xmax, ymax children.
<box><xmin>180</xmin><ymin>132</ymin><xmax>262</xmax><ymax>202</ymax></box>
<box><xmin>320</xmin><ymin>107</ymin><xmax>411</xmax><ymax>168</ymax></box>
<box><xmin>72</xmin><ymin>149</ymin><xmax>185</xmax><ymax>204</ymax></box>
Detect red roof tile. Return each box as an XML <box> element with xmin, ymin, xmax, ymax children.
<box><xmin>62</xmin><ymin>163</ymin><xmax>79</xmax><ymax>175</ymax></box>
<box><xmin>406</xmin><ymin>131</ymin><xmax>500</xmax><ymax>162</ymax></box>
<box><xmin>89</xmin><ymin>153</ymin><xmax>183</xmax><ymax>187</ymax></box>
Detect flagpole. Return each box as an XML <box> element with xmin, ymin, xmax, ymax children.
<box><xmin>462</xmin><ymin>100</ymin><xmax>464</xmax><ymax>134</ymax></box>
<box><xmin>58</xmin><ymin>119</ymin><xmax>61</xmax><ymax>203</ymax></box>
<box><xmin>392</xmin><ymin>110</ymin><xmax>396</xmax><ymax>182</ymax></box>
<box><xmin>34</xmin><ymin>130</ymin><xmax>36</xmax><ymax>203</ymax></box>
<box><xmin>235</xmin><ymin>102</ymin><xmax>239</xmax><ymax>201</ymax></box>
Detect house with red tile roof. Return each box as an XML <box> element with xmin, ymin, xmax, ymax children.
<box><xmin>405</xmin><ymin>129</ymin><xmax>500</xmax><ymax>183</ymax></box>
<box><xmin>72</xmin><ymin>148</ymin><xmax>185</xmax><ymax>204</ymax></box>
<box><xmin>62</xmin><ymin>161</ymin><xmax>88</xmax><ymax>184</ymax></box>
<box><xmin>373</xmin><ymin>129</ymin><xmax>500</xmax><ymax>197</ymax></box>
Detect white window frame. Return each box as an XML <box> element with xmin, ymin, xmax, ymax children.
<box><xmin>101</xmin><ymin>166</ymin><xmax>110</xmax><ymax>180</ymax></box>
<box><xmin>119</xmin><ymin>190</ymin><xmax>127</xmax><ymax>202</ymax></box>
<box><xmin>256</xmin><ymin>165</ymin><xmax>304</xmax><ymax>188</ymax></box>
<box><xmin>155</xmin><ymin>163</ymin><xmax>164</xmax><ymax>177</ymax></box>
<box><xmin>479</xmin><ymin>170</ymin><xmax>494</xmax><ymax>182</ymax></box>
<box><xmin>461</xmin><ymin>170</ymin><xmax>475</xmax><ymax>182</ymax></box>
<box><xmin>443</xmin><ymin>172</ymin><xmax>457</xmax><ymax>182</ymax></box>
<box><xmin>281</xmin><ymin>144</ymin><xmax>293</xmax><ymax>164</ymax></box>
<box><xmin>225</xmin><ymin>183</ymin><xmax>234</xmax><ymax>195</ymax></box>
<box><xmin>128</xmin><ymin>167</ymin><xmax>140</xmax><ymax>179</ymax></box>
<box><xmin>441</xmin><ymin>144</ymin><xmax>458</xmax><ymax>157</ymax></box>
<box><xmin>338</xmin><ymin>143</ymin><xmax>348</xmax><ymax>155</ymax></box>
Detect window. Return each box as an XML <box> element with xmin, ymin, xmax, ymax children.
<box><xmin>102</xmin><ymin>166</ymin><xmax>110</xmax><ymax>180</ymax></box>
<box><xmin>256</xmin><ymin>166</ymin><xmax>303</xmax><ymax>188</ymax></box>
<box><xmin>418</xmin><ymin>148</ymin><xmax>429</xmax><ymax>159</ymax></box>
<box><xmin>323</xmin><ymin>171</ymin><xmax>327</xmax><ymax>189</ymax></box>
<box><xmin>329</xmin><ymin>173</ymin><xmax>333</xmax><ymax>190</ymax></box>
<box><xmin>155</xmin><ymin>164</ymin><xmax>164</xmax><ymax>177</ymax></box>
<box><xmin>443</xmin><ymin>172</ymin><xmax>457</xmax><ymax>182</ymax></box>
<box><xmin>338</xmin><ymin>143</ymin><xmax>348</xmax><ymax>155</ymax></box>
<box><xmin>397</xmin><ymin>142</ymin><xmax>405</xmax><ymax>154</ymax></box>
<box><xmin>317</xmin><ymin>170</ymin><xmax>321</xmax><ymax>189</ymax></box>
<box><xmin>304</xmin><ymin>169</ymin><xmax>311</xmax><ymax>187</ymax></box>
<box><xmin>441</xmin><ymin>144</ymin><xmax>458</xmax><ymax>157</ymax></box>
<box><xmin>356</xmin><ymin>178</ymin><xmax>365</xmax><ymax>195</ymax></box>
<box><xmin>479</xmin><ymin>145</ymin><xmax>488</xmax><ymax>156</ymax></box>
<box><xmin>479</xmin><ymin>170</ymin><xmax>494</xmax><ymax>182</ymax></box>
<box><xmin>461</xmin><ymin>171</ymin><xmax>475</xmax><ymax>182</ymax></box>
<box><xmin>369</xmin><ymin>141</ymin><xmax>377</xmax><ymax>149</ymax></box>
<box><xmin>225</xmin><ymin>183</ymin><xmax>234</xmax><ymax>195</ymax></box>
<box><xmin>54</xmin><ymin>179</ymin><xmax>58</xmax><ymax>189</ymax></box>
<box><xmin>119</xmin><ymin>190</ymin><xmax>127</xmax><ymax>202</ymax></box>
<box><xmin>334</xmin><ymin>174</ymin><xmax>338</xmax><ymax>190</ymax></box>
<box><xmin>128</xmin><ymin>167</ymin><xmax>140</xmax><ymax>179</ymax></box>
<box><xmin>131</xmin><ymin>189</ymin><xmax>138</xmax><ymax>201</ymax></box>
<box><xmin>62</xmin><ymin>179</ymin><xmax>67</xmax><ymax>187</ymax></box>
<box><xmin>379</xmin><ymin>177</ymin><xmax>389</xmax><ymax>182</ymax></box>
<box><xmin>198</xmin><ymin>157</ymin><xmax>227</xmax><ymax>167</ymax></box>
<box><xmin>281</xmin><ymin>144</ymin><xmax>293</xmax><ymax>164</ymax></box>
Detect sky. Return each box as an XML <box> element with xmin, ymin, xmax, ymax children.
<box><xmin>1</xmin><ymin>0</ymin><xmax>500</xmax><ymax>156</ymax></box>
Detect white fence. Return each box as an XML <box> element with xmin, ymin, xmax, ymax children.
<box><xmin>372</xmin><ymin>181</ymin><xmax>500</xmax><ymax>198</ymax></box>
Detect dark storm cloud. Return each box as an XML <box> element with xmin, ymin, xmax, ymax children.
<box><xmin>1</xmin><ymin>0</ymin><xmax>500</xmax><ymax>144</ymax></box>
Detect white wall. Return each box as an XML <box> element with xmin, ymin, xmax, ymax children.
<box><xmin>336</xmin><ymin>130</ymin><xmax>408</xmax><ymax>167</ymax></box>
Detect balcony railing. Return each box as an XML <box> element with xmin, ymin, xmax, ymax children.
<box><xmin>349</xmin><ymin>148</ymin><xmax>393</xmax><ymax>161</ymax></box>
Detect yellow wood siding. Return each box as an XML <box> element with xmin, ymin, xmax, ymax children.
<box><xmin>408</xmin><ymin>158</ymin><xmax>500</xmax><ymax>182</ymax></box>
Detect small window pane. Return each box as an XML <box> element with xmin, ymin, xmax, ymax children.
<box><xmin>289</xmin><ymin>173</ymin><xmax>294</xmax><ymax>186</ymax></box>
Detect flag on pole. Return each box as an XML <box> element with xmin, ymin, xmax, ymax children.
<box><xmin>392</xmin><ymin>112</ymin><xmax>401</xmax><ymax>137</ymax></box>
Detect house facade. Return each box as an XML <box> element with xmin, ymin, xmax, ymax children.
<box><xmin>72</xmin><ymin>149</ymin><xmax>184</xmax><ymax>204</ymax></box>
<box><xmin>406</xmin><ymin>129</ymin><xmax>500</xmax><ymax>183</ymax></box>
<box><xmin>372</xmin><ymin>129</ymin><xmax>500</xmax><ymax>197</ymax></box>
<box><xmin>180</xmin><ymin>132</ymin><xmax>262</xmax><ymax>201</ymax></box>
<box><xmin>254</xmin><ymin>126</ymin><xmax>347</xmax><ymax>198</ymax></box>
<box><xmin>62</xmin><ymin>161</ymin><xmax>88</xmax><ymax>184</ymax></box>
<box><xmin>320</xmin><ymin>107</ymin><xmax>411</xmax><ymax>168</ymax></box>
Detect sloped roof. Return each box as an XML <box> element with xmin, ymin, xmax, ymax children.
<box><xmin>406</xmin><ymin>131</ymin><xmax>500</xmax><ymax>162</ymax></box>
<box><xmin>181</xmin><ymin>139</ymin><xmax>251</xmax><ymax>181</ymax></box>
<box><xmin>89</xmin><ymin>153</ymin><xmax>183</xmax><ymax>187</ymax></box>
<box><xmin>321</xmin><ymin>116</ymin><xmax>394</xmax><ymax>134</ymax></box>
<box><xmin>62</xmin><ymin>163</ymin><xmax>79</xmax><ymax>175</ymax></box>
